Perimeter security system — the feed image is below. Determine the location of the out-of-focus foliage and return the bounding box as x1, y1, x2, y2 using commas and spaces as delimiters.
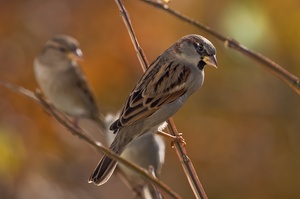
0, 0, 299, 198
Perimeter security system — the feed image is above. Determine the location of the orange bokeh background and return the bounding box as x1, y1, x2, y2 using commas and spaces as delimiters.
0, 0, 300, 198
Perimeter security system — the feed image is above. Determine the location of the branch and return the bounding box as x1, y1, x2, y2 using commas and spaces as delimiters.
0, 80, 181, 199
141, 0, 300, 95
115, 0, 149, 70
113, 0, 207, 198
167, 119, 207, 199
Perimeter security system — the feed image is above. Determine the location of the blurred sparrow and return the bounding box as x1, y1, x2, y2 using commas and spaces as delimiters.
103, 113, 165, 198
89, 34, 217, 185
34, 35, 104, 128
120, 133, 165, 199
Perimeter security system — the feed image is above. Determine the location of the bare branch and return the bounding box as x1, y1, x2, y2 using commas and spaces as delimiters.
141, 0, 300, 95
0, 80, 39, 102
167, 118, 208, 199
115, 0, 149, 70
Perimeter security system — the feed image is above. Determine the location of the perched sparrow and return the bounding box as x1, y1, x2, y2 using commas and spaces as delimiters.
103, 114, 165, 198
89, 34, 217, 185
34, 35, 104, 128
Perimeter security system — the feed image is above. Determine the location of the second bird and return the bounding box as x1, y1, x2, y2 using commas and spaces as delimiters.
34, 35, 104, 128
89, 34, 218, 185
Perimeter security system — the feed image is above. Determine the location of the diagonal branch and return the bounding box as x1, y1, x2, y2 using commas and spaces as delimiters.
167, 119, 207, 199
0, 80, 181, 199
113, 0, 207, 199
141, 0, 300, 95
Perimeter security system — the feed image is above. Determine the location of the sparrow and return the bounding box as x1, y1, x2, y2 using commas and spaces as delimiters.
89, 34, 217, 185
119, 132, 165, 198
103, 113, 165, 198
34, 35, 104, 128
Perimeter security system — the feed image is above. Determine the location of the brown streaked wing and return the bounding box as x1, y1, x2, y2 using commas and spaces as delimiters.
110, 60, 191, 131
73, 64, 99, 114
109, 88, 156, 131
143, 63, 190, 109
109, 57, 164, 131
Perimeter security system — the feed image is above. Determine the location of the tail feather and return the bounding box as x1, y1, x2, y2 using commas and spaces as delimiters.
88, 155, 118, 185
89, 127, 134, 185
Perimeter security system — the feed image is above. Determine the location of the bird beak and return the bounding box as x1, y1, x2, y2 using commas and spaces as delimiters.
68, 48, 83, 61
203, 55, 217, 68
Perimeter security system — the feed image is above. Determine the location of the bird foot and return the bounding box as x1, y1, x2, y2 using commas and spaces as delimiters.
157, 130, 186, 147
170, 133, 186, 148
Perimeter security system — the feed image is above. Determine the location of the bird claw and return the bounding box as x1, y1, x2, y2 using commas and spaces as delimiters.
170, 133, 186, 148
157, 129, 186, 147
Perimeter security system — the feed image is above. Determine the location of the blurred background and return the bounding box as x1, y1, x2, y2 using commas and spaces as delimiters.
0, 0, 299, 198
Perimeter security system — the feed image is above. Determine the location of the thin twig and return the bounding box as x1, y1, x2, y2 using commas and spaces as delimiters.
0, 80, 39, 102
113, 0, 207, 198
167, 119, 207, 199
141, 0, 300, 95
0, 80, 181, 199
115, 0, 149, 69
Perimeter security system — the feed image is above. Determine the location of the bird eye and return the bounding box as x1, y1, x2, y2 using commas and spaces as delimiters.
59, 47, 67, 52
197, 44, 204, 53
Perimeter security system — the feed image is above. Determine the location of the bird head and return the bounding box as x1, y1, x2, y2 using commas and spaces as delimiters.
176, 34, 217, 70
42, 35, 83, 63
